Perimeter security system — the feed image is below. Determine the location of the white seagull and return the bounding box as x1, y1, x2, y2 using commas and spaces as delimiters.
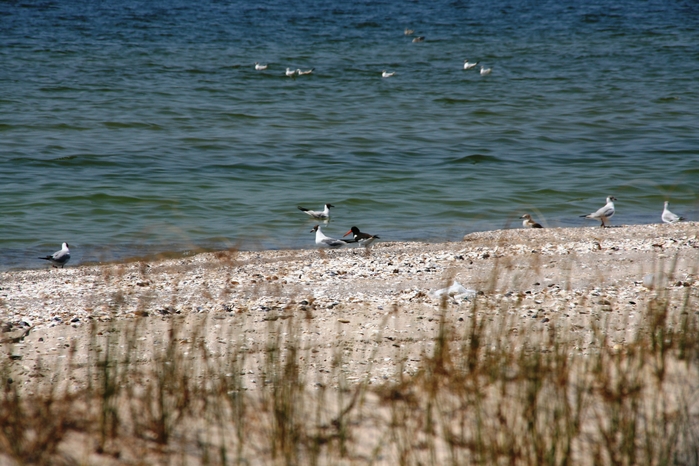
480, 66, 492, 76
296, 68, 315, 75
254, 62, 268, 70
311, 225, 350, 249
662, 201, 684, 224
343, 226, 381, 248
285, 68, 297, 77
381, 70, 395, 78
412, 36, 425, 43
463, 60, 479, 70
38, 242, 71, 268
520, 214, 543, 229
298, 203, 334, 219
581, 196, 617, 227
404, 28, 414, 35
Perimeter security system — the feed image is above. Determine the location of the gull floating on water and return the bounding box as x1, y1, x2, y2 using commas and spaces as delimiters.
285, 68, 297, 77
311, 225, 350, 249
463, 60, 479, 70
298, 203, 334, 219
296, 68, 315, 75
404, 28, 414, 35
38, 242, 70, 268
343, 226, 381, 248
381, 70, 395, 78
520, 214, 543, 229
412, 36, 425, 43
581, 196, 616, 228
480, 66, 492, 76
662, 201, 684, 224
254, 62, 268, 70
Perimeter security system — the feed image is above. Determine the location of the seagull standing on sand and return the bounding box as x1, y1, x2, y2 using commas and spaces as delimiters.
298, 204, 334, 219
662, 201, 684, 224
285, 68, 297, 77
38, 242, 70, 268
382, 70, 395, 78
581, 196, 617, 227
343, 226, 380, 248
480, 66, 492, 76
311, 225, 350, 249
254, 62, 268, 70
520, 214, 543, 229
463, 60, 479, 70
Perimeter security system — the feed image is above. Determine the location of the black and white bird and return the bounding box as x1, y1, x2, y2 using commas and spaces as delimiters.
254, 62, 268, 70
480, 65, 492, 76
662, 201, 684, 224
343, 226, 380, 247
412, 36, 425, 43
381, 70, 395, 78
311, 225, 350, 249
463, 60, 479, 70
581, 196, 617, 227
38, 242, 71, 268
285, 68, 297, 77
298, 203, 334, 219
520, 214, 543, 229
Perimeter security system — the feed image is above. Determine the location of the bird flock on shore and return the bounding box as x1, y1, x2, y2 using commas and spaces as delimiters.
38, 197, 688, 268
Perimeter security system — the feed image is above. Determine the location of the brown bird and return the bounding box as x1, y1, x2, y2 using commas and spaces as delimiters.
520, 214, 543, 229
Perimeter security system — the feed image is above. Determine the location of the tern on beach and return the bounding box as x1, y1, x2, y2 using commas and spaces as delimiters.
463, 60, 479, 70
581, 196, 617, 227
296, 68, 315, 75
480, 66, 492, 76
285, 68, 297, 77
38, 242, 70, 268
520, 214, 543, 229
311, 225, 350, 249
662, 201, 684, 224
298, 204, 334, 219
381, 70, 395, 78
343, 226, 380, 248
254, 62, 268, 70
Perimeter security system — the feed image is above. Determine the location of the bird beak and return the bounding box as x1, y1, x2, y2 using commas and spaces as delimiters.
343, 230, 352, 237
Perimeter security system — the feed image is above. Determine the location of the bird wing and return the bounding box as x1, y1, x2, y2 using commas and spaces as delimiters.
596, 206, 614, 218
322, 238, 346, 248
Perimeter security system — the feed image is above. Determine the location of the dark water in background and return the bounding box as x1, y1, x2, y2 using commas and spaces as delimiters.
1, 0, 698, 270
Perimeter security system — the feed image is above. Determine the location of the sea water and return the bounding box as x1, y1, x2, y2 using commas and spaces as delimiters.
1, 0, 698, 269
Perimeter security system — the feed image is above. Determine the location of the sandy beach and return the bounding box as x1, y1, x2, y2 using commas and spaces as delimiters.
1, 222, 698, 465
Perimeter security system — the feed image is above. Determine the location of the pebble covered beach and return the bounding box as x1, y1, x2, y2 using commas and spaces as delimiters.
2, 222, 698, 387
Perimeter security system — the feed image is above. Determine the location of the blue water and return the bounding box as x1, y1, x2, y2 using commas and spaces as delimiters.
1, 0, 698, 270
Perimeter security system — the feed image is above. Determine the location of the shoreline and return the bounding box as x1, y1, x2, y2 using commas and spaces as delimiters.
2, 222, 698, 333
3, 216, 693, 273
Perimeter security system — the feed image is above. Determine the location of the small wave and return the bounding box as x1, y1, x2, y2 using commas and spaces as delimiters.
433, 97, 473, 105
449, 154, 500, 165
102, 121, 163, 130
355, 21, 382, 28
